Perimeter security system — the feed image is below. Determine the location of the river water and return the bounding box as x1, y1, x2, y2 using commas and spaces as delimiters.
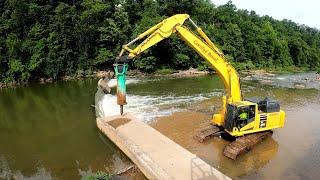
1, 74, 320, 179
0, 80, 133, 179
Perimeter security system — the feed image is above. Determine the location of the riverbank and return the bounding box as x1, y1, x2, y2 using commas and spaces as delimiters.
0, 68, 209, 89
1, 68, 319, 89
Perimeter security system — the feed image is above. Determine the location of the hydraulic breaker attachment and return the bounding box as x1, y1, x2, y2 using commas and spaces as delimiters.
114, 59, 129, 115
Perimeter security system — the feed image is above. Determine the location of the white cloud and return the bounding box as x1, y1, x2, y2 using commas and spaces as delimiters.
211, 0, 320, 29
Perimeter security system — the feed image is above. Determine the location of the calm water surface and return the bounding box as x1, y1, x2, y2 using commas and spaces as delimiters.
1, 75, 320, 179
0, 80, 131, 179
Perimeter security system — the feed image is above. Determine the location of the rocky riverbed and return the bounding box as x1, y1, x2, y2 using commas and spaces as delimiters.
242, 70, 320, 89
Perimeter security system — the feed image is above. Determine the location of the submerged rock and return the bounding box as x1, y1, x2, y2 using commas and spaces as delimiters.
294, 83, 306, 89
172, 68, 209, 76
242, 75, 253, 81
242, 70, 276, 77
260, 79, 273, 84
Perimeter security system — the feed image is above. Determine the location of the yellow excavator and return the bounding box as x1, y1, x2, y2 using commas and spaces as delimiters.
113, 14, 286, 159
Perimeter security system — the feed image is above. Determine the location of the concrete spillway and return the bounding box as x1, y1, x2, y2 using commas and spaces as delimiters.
96, 113, 231, 180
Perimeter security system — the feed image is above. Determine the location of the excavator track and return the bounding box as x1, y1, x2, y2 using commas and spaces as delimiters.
223, 131, 272, 160
194, 125, 222, 142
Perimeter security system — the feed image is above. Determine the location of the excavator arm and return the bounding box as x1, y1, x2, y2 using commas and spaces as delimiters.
117, 14, 242, 104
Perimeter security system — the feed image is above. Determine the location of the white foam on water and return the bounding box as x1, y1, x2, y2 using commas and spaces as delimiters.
95, 89, 222, 123
95, 77, 225, 122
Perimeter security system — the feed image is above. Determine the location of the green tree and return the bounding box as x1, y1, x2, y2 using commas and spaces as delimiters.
0, 0, 320, 84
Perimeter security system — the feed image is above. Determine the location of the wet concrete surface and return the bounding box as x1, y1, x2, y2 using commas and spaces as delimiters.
98, 114, 231, 180
108, 118, 131, 129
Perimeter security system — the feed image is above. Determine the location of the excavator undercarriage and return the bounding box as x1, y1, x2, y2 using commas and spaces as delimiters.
194, 126, 272, 159
194, 124, 222, 143
223, 131, 272, 160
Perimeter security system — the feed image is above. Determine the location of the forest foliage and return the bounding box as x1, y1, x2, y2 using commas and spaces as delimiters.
1, 0, 320, 83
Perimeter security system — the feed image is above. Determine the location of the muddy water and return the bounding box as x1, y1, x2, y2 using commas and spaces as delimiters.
152, 80, 320, 179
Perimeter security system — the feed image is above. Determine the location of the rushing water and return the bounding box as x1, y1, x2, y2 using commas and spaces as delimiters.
1, 74, 320, 179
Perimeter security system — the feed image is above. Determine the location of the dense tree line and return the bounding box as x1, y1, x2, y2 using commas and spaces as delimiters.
1, 0, 320, 84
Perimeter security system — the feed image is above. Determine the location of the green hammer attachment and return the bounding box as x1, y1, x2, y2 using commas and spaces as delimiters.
114, 56, 129, 115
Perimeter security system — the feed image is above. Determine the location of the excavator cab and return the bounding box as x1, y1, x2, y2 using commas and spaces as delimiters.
223, 98, 285, 137
224, 101, 256, 133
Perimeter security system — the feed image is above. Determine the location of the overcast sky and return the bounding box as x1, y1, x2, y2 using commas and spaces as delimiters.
211, 0, 320, 29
